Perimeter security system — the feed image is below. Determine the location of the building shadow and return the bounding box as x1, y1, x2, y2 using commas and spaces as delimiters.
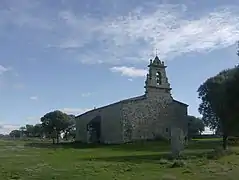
24, 139, 220, 151
87, 115, 101, 143
81, 151, 209, 164
85, 153, 170, 164
24, 140, 171, 152
24, 141, 106, 149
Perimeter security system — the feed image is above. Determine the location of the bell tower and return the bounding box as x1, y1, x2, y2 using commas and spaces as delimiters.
144, 55, 172, 98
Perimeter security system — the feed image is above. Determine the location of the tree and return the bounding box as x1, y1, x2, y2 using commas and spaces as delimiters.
9, 130, 21, 138
224, 66, 239, 131
19, 126, 26, 137
25, 124, 34, 137
188, 115, 205, 138
33, 124, 44, 138
40, 110, 72, 144
198, 67, 239, 149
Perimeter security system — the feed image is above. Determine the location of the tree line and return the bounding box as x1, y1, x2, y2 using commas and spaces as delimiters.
9, 110, 76, 144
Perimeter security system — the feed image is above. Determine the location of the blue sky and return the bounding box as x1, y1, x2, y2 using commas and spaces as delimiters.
0, 0, 239, 134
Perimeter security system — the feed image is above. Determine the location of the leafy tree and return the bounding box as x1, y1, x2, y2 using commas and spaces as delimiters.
25, 124, 34, 137
187, 115, 205, 138
40, 110, 72, 144
9, 130, 21, 138
19, 126, 26, 137
198, 67, 239, 149
33, 124, 44, 138
224, 66, 239, 130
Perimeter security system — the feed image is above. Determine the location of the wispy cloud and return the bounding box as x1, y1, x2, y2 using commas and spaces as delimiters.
1, 2, 239, 65
110, 66, 147, 77
100, 6, 239, 62
30, 96, 38, 101
56, 5, 239, 64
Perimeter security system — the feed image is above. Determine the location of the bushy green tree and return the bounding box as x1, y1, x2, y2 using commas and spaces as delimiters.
33, 124, 44, 138
9, 130, 21, 138
198, 66, 239, 149
25, 124, 34, 137
40, 110, 72, 144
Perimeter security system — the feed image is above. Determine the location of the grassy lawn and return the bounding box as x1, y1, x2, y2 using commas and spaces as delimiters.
0, 139, 239, 180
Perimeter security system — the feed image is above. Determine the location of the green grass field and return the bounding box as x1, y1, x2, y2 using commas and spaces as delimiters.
0, 139, 239, 180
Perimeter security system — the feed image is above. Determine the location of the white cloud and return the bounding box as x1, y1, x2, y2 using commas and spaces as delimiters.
99, 6, 239, 62
1, 3, 239, 65
0, 65, 9, 75
110, 66, 147, 77
61, 108, 91, 115
52, 10, 102, 50
68, 5, 239, 64
30, 96, 38, 101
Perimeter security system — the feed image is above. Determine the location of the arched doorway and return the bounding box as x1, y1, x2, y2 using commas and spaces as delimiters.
87, 115, 101, 143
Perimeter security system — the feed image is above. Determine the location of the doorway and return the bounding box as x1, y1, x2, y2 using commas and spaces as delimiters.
87, 115, 101, 143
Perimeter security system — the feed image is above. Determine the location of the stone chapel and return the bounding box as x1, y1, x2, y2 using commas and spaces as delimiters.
75, 55, 188, 144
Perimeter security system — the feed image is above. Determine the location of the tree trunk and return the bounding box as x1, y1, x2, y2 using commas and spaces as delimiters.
56, 132, 59, 144
223, 134, 228, 150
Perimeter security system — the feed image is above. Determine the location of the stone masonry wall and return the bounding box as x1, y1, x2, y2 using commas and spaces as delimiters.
121, 94, 176, 142
171, 101, 188, 136
76, 94, 188, 144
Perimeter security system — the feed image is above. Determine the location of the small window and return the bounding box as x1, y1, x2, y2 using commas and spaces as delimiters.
165, 128, 169, 132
